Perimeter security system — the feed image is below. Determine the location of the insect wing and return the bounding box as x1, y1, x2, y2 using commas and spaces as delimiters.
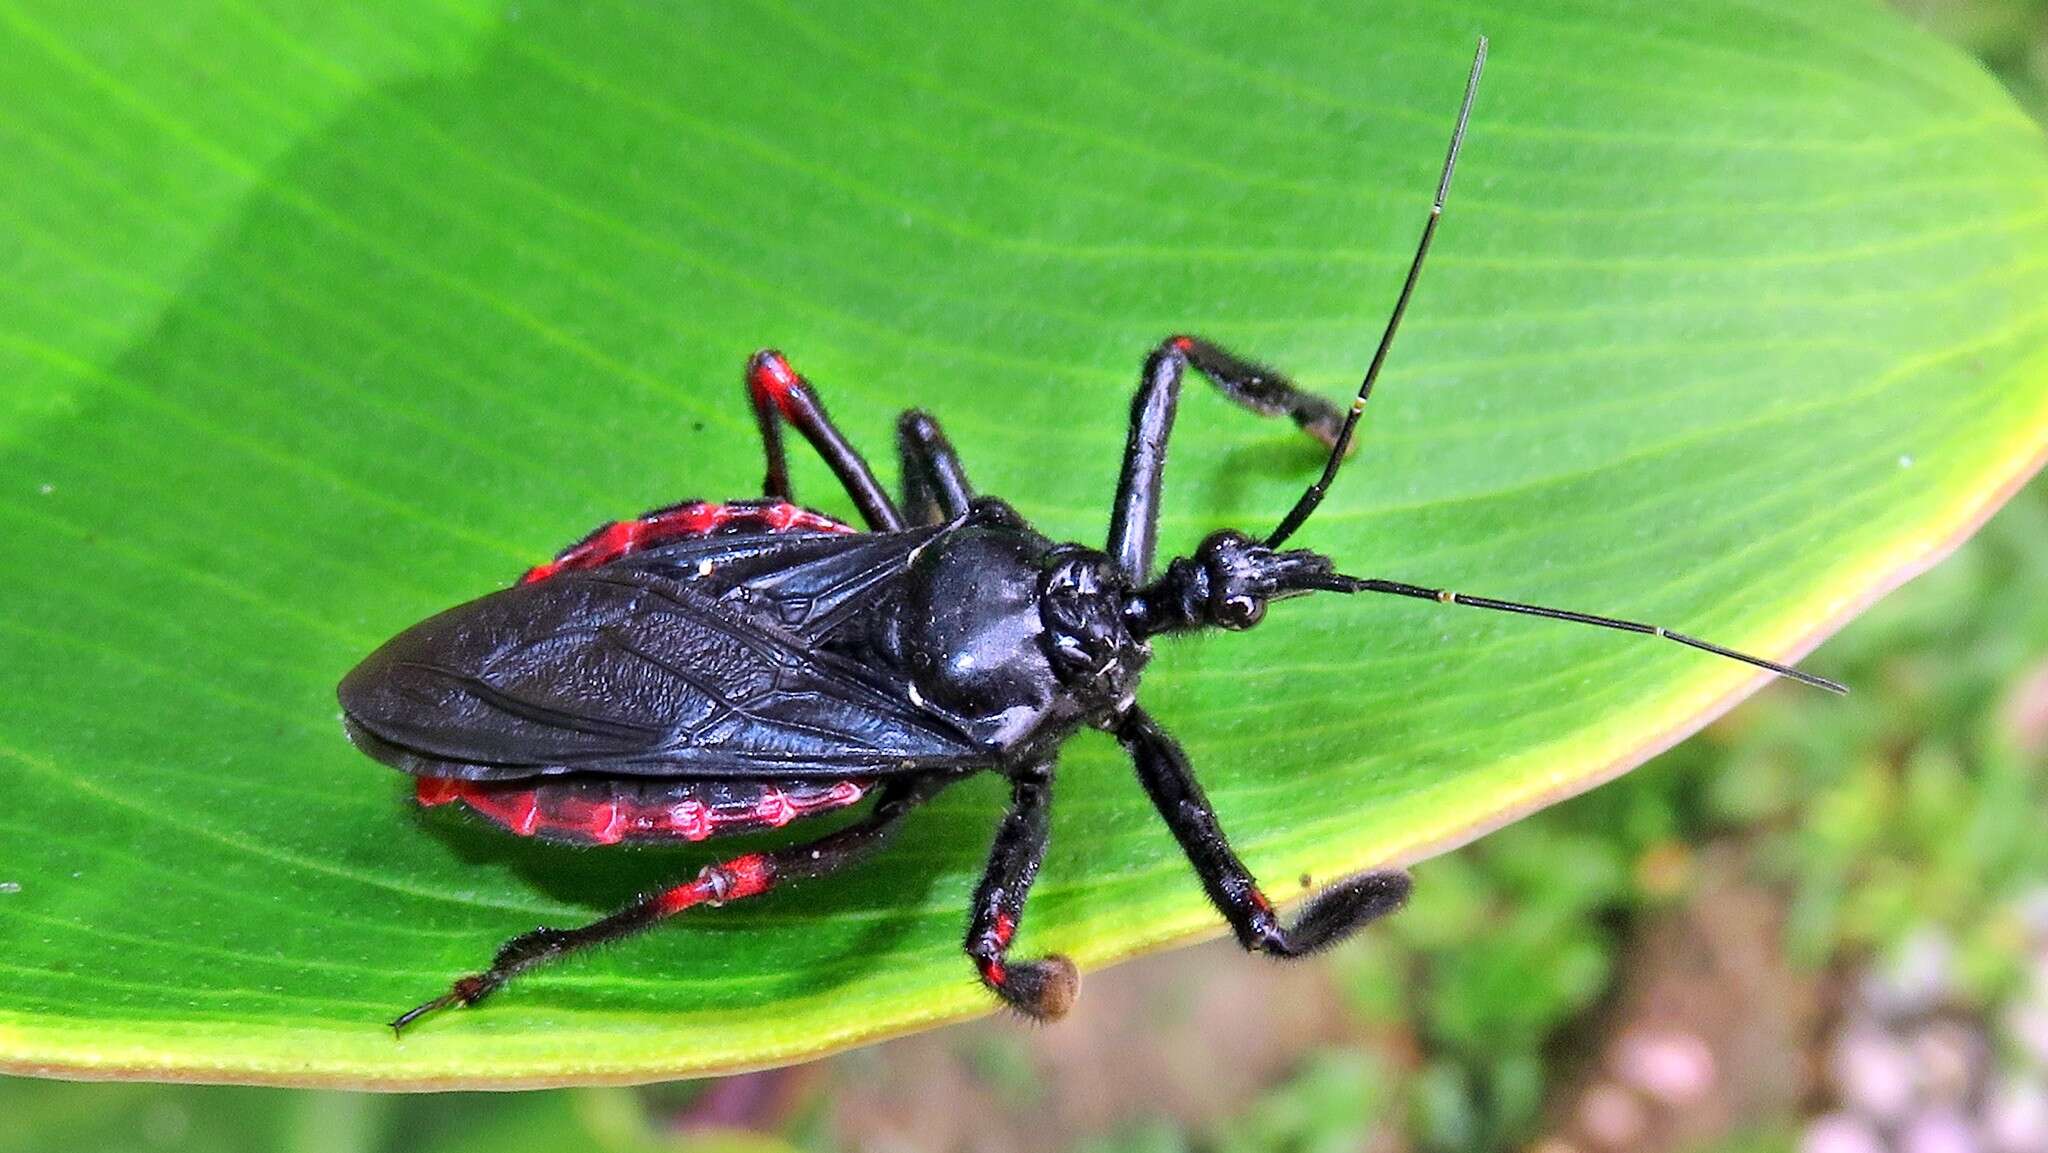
622, 523, 936, 647
339, 526, 981, 778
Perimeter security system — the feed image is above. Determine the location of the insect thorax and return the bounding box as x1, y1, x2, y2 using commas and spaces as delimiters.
890, 520, 1142, 748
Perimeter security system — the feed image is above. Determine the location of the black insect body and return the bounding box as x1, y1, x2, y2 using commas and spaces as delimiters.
338, 40, 1843, 1032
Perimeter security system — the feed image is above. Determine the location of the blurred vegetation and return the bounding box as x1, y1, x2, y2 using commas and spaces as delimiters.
0, 1079, 793, 1153
4, 2, 2045, 1151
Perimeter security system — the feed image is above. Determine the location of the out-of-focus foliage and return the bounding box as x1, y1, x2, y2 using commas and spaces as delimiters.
0, 1077, 798, 1153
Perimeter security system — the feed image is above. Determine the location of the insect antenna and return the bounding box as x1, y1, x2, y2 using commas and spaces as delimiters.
1266, 36, 1486, 549
1300, 572, 1848, 693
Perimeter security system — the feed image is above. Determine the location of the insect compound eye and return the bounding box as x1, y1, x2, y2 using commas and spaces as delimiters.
1216, 595, 1266, 631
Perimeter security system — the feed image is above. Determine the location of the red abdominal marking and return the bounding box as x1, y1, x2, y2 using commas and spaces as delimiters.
519, 498, 854, 584
755, 789, 797, 827
992, 912, 1016, 949
503, 792, 541, 837
669, 800, 711, 841
413, 776, 870, 845
414, 777, 462, 806
747, 350, 805, 417
1169, 335, 1194, 352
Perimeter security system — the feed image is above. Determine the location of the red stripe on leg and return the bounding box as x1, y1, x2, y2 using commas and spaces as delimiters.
722, 853, 775, 900
656, 879, 710, 916
656, 853, 777, 915
975, 913, 1018, 989
748, 350, 804, 417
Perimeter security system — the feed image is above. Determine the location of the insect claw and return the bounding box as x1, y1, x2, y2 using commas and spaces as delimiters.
389, 973, 495, 1036
389, 991, 461, 1036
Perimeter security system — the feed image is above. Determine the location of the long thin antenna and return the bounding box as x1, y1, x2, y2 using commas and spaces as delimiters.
1309, 574, 1848, 694
1266, 36, 1486, 548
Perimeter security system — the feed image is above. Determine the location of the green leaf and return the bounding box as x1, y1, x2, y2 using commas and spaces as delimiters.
2, 0, 2045, 1087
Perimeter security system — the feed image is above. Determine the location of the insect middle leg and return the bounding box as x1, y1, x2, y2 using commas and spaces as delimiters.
1114, 706, 1410, 957
390, 775, 950, 1033
1107, 335, 1349, 581
746, 349, 904, 530
896, 409, 975, 526
965, 763, 1078, 1020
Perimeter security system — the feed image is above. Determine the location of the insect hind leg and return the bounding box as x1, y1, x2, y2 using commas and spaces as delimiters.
965, 765, 1079, 1021
389, 775, 950, 1034
746, 350, 904, 530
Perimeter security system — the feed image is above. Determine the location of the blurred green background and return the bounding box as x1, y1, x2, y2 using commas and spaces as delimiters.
5, 1, 2047, 1151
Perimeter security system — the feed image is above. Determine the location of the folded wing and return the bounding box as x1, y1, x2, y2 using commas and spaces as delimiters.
338, 526, 982, 779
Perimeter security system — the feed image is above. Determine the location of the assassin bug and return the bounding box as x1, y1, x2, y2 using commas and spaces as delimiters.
339, 38, 1843, 1032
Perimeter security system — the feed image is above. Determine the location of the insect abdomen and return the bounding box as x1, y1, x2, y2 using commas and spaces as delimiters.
520, 498, 854, 584
414, 774, 871, 845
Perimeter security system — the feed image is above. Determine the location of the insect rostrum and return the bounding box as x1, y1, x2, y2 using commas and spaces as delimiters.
336, 39, 1841, 1033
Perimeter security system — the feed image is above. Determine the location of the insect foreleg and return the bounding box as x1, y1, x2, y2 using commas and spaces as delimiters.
1106, 335, 1348, 583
